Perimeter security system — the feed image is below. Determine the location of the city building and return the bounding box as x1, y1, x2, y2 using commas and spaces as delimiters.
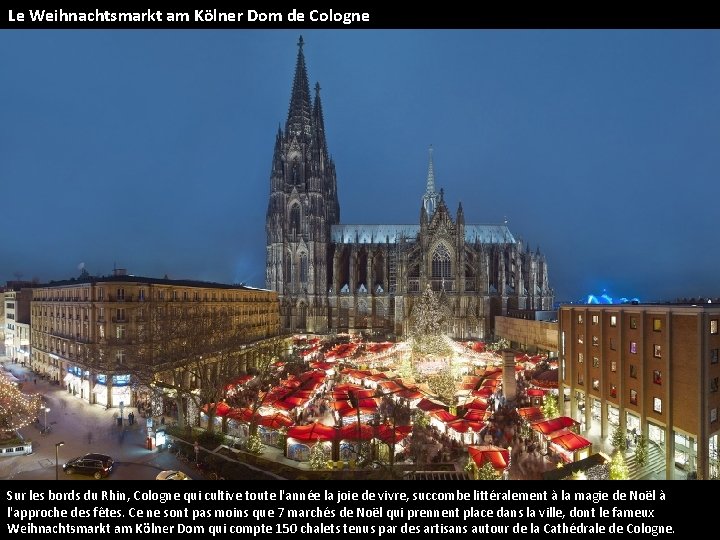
266, 37, 553, 338
558, 303, 720, 479
495, 309, 559, 356
3, 286, 33, 364
30, 270, 280, 409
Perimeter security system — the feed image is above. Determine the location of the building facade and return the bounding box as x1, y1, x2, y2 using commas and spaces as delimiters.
30, 271, 280, 408
559, 304, 720, 479
3, 288, 32, 364
266, 37, 553, 339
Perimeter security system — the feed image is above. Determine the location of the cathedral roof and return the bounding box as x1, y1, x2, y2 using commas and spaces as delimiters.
330, 224, 516, 244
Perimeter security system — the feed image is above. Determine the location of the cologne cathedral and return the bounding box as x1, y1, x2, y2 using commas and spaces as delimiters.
266, 37, 553, 339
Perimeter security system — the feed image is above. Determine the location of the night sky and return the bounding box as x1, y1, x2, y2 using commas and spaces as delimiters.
2, 30, 719, 302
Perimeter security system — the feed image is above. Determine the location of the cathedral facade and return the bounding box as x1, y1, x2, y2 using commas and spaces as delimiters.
266, 38, 553, 339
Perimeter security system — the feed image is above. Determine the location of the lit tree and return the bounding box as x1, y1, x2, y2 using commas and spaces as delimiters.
245, 433, 263, 454
423, 364, 458, 407
634, 433, 648, 468
0, 379, 42, 433
542, 393, 559, 419
609, 450, 629, 480
476, 460, 500, 480
486, 338, 510, 353
410, 285, 451, 356
611, 424, 627, 453
309, 440, 329, 470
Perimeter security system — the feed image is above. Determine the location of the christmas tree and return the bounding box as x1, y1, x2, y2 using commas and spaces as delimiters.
611, 424, 627, 452
410, 285, 451, 356
0, 379, 42, 434
541, 392, 559, 419
609, 450, 629, 480
634, 433, 648, 468
309, 440, 329, 470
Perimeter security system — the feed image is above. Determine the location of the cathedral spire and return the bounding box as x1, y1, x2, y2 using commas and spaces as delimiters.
313, 81, 327, 153
422, 145, 440, 217
286, 35, 312, 138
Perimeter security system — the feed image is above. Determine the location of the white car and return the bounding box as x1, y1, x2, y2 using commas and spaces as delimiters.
155, 470, 191, 480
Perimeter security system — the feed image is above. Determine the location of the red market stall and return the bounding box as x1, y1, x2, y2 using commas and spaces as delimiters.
467, 445, 510, 478
548, 431, 592, 463
286, 422, 338, 462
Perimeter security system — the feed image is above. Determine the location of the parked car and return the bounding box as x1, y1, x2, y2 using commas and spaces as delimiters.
63, 453, 114, 479
156, 470, 191, 480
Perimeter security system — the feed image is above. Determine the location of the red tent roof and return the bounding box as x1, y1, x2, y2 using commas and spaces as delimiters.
527, 388, 545, 397
341, 407, 378, 418
517, 407, 545, 422
472, 387, 494, 397
531, 416, 579, 436
430, 410, 459, 424
447, 419, 485, 433
202, 401, 231, 417
309, 361, 336, 370
462, 409, 487, 422
224, 374, 255, 390
375, 424, 412, 444
378, 380, 403, 394
338, 423, 375, 441
462, 398, 488, 410
357, 398, 380, 409
226, 407, 254, 422
330, 400, 353, 413
257, 412, 294, 430
415, 398, 446, 412
286, 423, 337, 442
468, 445, 509, 470
549, 431, 592, 452
397, 389, 424, 400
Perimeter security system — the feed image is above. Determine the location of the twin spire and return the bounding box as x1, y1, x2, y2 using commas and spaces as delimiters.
422, 145, 440, 217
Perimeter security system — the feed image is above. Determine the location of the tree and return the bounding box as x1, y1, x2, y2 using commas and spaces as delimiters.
0, 379, 42, 433
611, 424, 627, 453
542, 392, 559, 419
423, 363, 458, 407
410, 285, 451, 355
309, 440, 329, 470
609, 450, 629, 480
634, 433, 648, 468
476, 460, 500, 480
91, 300, 284, 433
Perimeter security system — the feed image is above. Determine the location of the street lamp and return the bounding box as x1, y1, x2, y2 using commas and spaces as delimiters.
44, 407, 50, 432
55, 441, 65, 480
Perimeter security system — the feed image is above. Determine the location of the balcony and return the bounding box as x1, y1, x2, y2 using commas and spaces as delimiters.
112, 317, 127, 323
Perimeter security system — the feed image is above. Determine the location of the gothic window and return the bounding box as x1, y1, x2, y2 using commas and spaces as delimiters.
285, 253, 293, 284
300, 253, 308, 284
289, 204, 301, 234
432, 244, 451, 279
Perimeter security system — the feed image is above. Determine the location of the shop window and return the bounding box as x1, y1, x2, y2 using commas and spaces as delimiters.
630, 390, 638, 405
653, 397, 662, 414
609, 384, 617, 398
653, 318, 662, 332
653, 370, 662, 386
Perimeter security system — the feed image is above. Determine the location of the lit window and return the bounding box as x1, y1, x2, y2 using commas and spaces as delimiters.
630, 364, 637, 378
630, 390, 638, 405
610, 315, 617, 327
578, 314, 584, 324
630, 341, 637, 354
712, 320, 719, 334
653, 370, 662, 386
610, 384, 617, 398
578, 353, 584, 363
653, 318, 662, 332
654, 344, 662, 358
592, 336, 599, 347
653, 397, 662, 414
592, 379, 600, 390
592, 356, 600, 368
592, 315, 599, 325
611, 361, 617, 372
578, 335, 584, 344
630, 317, 637, 329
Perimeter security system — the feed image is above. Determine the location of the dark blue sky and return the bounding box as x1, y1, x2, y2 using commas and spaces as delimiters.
2, 30, 719, 302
